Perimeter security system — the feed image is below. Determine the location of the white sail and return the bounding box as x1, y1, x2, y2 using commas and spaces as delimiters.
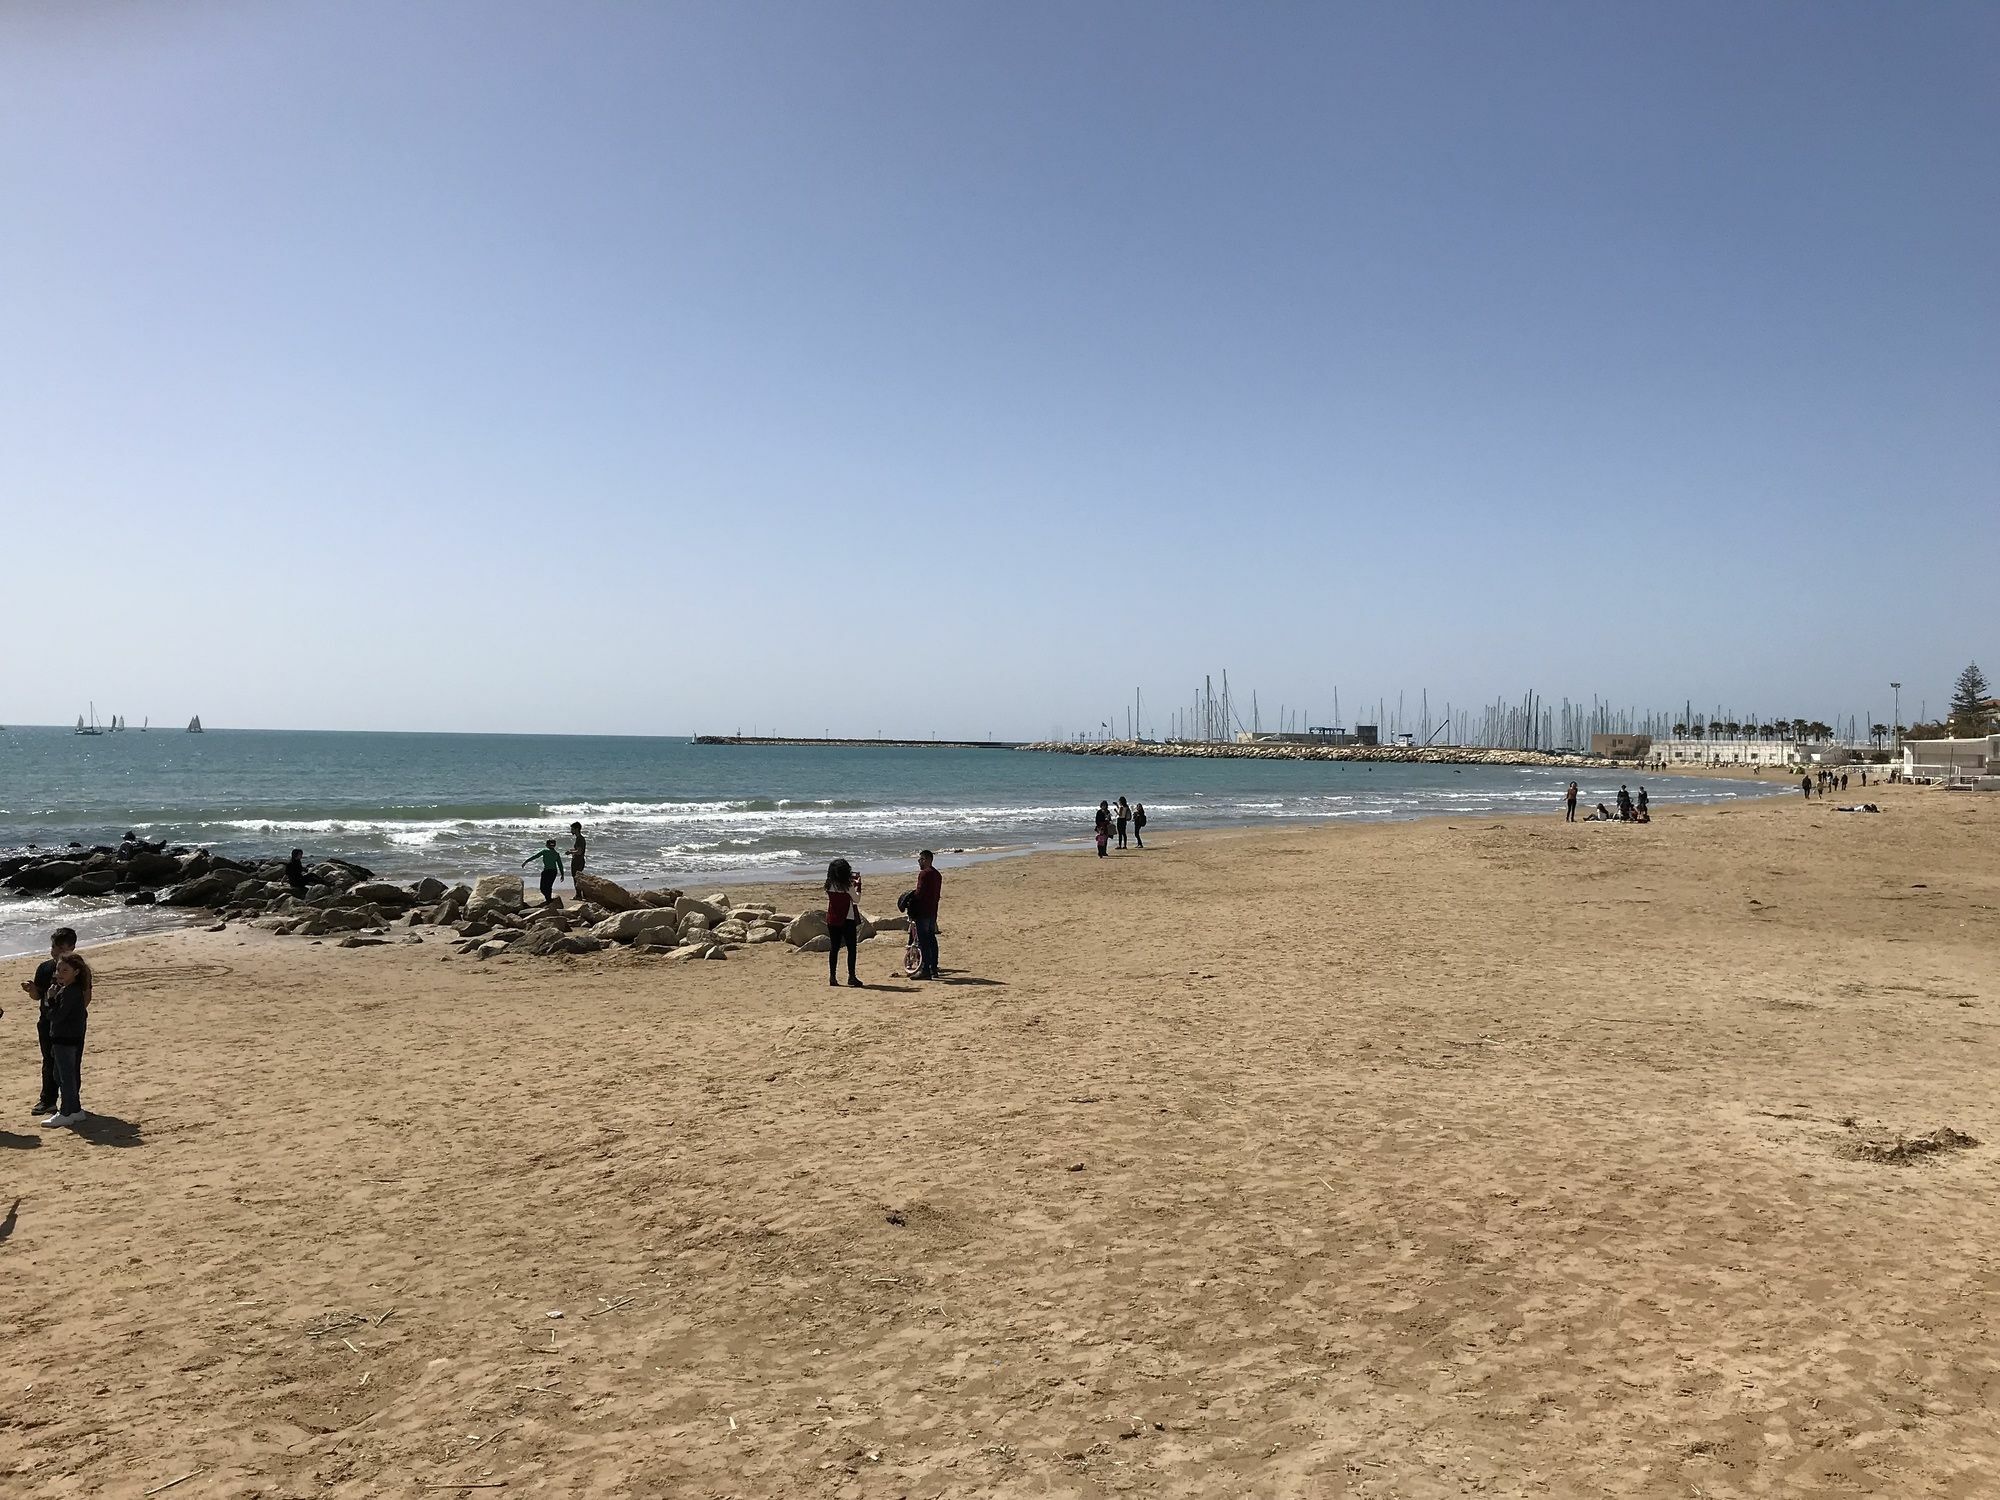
76, 715, 84, 730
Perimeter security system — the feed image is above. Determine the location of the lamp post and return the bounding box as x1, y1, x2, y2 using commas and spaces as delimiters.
1891, 682, 1902, 760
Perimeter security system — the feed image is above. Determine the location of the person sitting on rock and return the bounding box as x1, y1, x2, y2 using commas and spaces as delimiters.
522, 840, 565, 906
285, 848, 309, 896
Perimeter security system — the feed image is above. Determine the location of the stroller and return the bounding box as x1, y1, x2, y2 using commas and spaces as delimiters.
895, 888, 923, 979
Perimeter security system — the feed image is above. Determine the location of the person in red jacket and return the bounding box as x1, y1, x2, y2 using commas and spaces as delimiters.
912, 850, 942, 979
824, 857, 863, 988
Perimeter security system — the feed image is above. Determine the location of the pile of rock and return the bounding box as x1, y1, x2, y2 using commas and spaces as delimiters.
0, 839, 376, 911
2, 842, 910, 966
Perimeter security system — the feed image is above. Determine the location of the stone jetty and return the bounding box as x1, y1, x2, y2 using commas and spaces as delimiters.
1015, 739, 1624, 769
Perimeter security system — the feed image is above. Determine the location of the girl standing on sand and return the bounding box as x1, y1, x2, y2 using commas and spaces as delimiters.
42, 951, 92, 1127
1094, 802, 1111, 857
824, 857, 863, 988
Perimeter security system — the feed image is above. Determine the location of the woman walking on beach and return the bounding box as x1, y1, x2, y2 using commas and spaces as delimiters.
825, 858, 863, 987
42, 950, 92, 1127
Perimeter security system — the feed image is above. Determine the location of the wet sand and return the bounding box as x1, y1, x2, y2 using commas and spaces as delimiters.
4, 783, 1997, 1497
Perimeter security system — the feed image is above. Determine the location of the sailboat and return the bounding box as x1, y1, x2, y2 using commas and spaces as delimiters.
76, 704, 105, 736
187, 715, 204, 734
142, 716, 149, 732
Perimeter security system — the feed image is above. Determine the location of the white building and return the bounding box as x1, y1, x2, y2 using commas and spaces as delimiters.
1649, 738, 1804, 768
1902, 735, 2000, 788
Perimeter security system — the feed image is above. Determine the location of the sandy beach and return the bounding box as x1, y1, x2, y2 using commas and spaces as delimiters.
4, 783, 1997, 1497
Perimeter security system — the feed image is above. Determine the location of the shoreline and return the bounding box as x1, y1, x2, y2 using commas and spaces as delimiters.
0, 771, 1785, 958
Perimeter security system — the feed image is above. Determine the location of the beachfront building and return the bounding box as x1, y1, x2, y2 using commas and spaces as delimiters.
1902, 734, 2000, 788
1649, 737, 1797, 768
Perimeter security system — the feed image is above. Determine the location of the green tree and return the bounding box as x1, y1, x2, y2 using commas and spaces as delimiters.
1870, 722, 1889, 749
1948, 662, 1994, 734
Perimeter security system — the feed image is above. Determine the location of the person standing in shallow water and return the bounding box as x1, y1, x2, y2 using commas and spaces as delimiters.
824, 857, 863, 988
522, 839, 564, 905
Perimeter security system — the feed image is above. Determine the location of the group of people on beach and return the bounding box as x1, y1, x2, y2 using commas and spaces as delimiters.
1801, 768, 1857, 798
7, 925, 92, 1129
1564, 781, 1650, 823
1092, 796, 1146, 856
822, 850, 943, 988
522, 821, 589, 902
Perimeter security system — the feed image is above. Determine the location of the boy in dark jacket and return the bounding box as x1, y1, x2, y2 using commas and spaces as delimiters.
18, 926, 78, 1117
42, 950, 92, 1127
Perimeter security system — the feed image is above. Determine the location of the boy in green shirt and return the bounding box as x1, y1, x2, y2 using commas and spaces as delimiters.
522, 840, 565, 905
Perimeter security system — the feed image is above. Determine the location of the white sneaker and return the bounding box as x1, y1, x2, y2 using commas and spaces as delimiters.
41, 1112, 81, 1128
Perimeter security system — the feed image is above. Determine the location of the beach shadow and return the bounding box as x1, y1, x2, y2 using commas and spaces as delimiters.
0, 1130, 40, 1151
71, 1113, 144, 1148
0, 1198, 16, 1243
939, 976, 1006, 988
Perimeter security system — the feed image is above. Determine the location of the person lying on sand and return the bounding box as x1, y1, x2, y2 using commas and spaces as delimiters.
1584, 803, 1618, 821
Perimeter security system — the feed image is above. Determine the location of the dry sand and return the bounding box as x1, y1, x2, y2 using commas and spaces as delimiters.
4, 785, 1998, 1498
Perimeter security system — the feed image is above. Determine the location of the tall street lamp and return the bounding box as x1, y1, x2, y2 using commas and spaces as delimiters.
1891, 682, 1902, 759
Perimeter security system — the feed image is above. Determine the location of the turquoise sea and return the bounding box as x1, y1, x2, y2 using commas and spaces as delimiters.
0, 726, 1779, 955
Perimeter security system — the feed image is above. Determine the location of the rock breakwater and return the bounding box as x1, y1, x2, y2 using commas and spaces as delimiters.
1015, 740, 1624, 769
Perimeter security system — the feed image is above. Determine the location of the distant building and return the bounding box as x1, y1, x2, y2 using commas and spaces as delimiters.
1903, 734, 2000, 788
1590, 733, 1653, 760
1647, 737, 1865, 769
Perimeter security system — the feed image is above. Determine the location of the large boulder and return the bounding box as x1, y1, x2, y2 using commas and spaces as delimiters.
574, 872, 641, 911
783, 911, 828, 947
674, 895, 729, 926
12, 860, 84, 892
348, 882, 415, 909
592, 907, 684, 944
638, 888, 683, 909
162, 869, 250, 907
471, 875, 524, 911
712, 920, 750, 942
178, 850, 213, 881
413, 876, 448, 903
124, 851, 183, 884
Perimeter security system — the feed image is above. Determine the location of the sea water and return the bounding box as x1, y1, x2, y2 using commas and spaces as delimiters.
0, 726, 1780, 955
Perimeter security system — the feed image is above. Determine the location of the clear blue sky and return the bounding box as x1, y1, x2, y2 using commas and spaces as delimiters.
3, 2, 1993, 737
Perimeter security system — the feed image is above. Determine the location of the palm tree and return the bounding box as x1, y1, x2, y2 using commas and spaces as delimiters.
1721, 720, 1741, 740
1869, 722, 1888, 749
1790, 717, 1810, 742
1672, 722, 1688, 739
1809, 720, 1832, 742
1756, 722, 1775, 740
1689, 723, 1705, 741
